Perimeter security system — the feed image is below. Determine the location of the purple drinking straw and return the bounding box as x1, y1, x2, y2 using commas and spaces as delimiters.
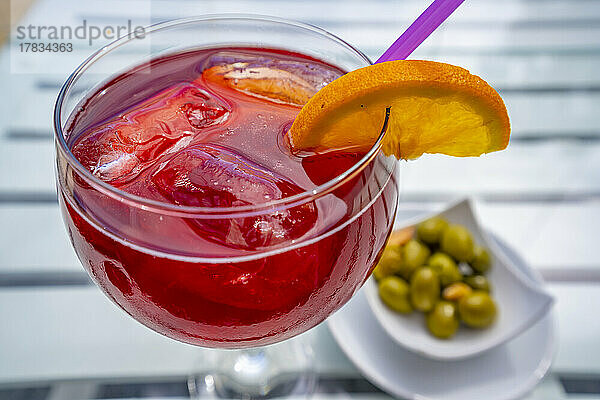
376, 0, 465, 63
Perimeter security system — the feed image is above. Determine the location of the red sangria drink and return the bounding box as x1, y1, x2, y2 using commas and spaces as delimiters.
55, 17, 398, 349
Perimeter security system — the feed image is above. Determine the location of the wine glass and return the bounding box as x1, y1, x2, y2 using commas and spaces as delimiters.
54, 15, 399, 399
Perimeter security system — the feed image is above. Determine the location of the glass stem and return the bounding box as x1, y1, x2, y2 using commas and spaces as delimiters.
189, 337, 316, 399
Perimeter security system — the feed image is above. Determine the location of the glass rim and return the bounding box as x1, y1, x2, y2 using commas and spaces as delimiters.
54, 14, 387, 217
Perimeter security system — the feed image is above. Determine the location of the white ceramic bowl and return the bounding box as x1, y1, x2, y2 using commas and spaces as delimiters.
365, 198, 554, 360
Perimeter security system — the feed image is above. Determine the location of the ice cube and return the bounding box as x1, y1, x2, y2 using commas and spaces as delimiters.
202, 51, 342, 106
71, 82, 231, 185
178, 86, 231, 129
92, 149, 139, 182
151, 144, 317, 249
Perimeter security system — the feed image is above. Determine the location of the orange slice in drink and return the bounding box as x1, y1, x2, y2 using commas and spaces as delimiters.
288, 60, 510, 159
203, 64, 320, 107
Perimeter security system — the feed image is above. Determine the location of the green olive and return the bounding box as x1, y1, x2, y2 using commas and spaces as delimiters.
464, 275, 491, 292
458, 291, 497, 328
399, 240, 430, 279
471, 245, 491, 273
416, 217, 449, 245
427, 301, 459, 339
441, 224, 474, 262
410, 266, 440, 312
378, 276, 412, 313
372, 246, 403, 281
428, 252, 462, 286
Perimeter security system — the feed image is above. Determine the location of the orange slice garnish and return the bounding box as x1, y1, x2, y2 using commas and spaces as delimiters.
288, 60, 510, 159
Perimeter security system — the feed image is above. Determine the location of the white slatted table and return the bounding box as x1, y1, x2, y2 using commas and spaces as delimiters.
1, 0, 599, 399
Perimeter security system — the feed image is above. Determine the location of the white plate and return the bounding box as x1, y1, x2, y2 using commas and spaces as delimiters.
328, 231, 557, 400
364, 198, 554, 360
